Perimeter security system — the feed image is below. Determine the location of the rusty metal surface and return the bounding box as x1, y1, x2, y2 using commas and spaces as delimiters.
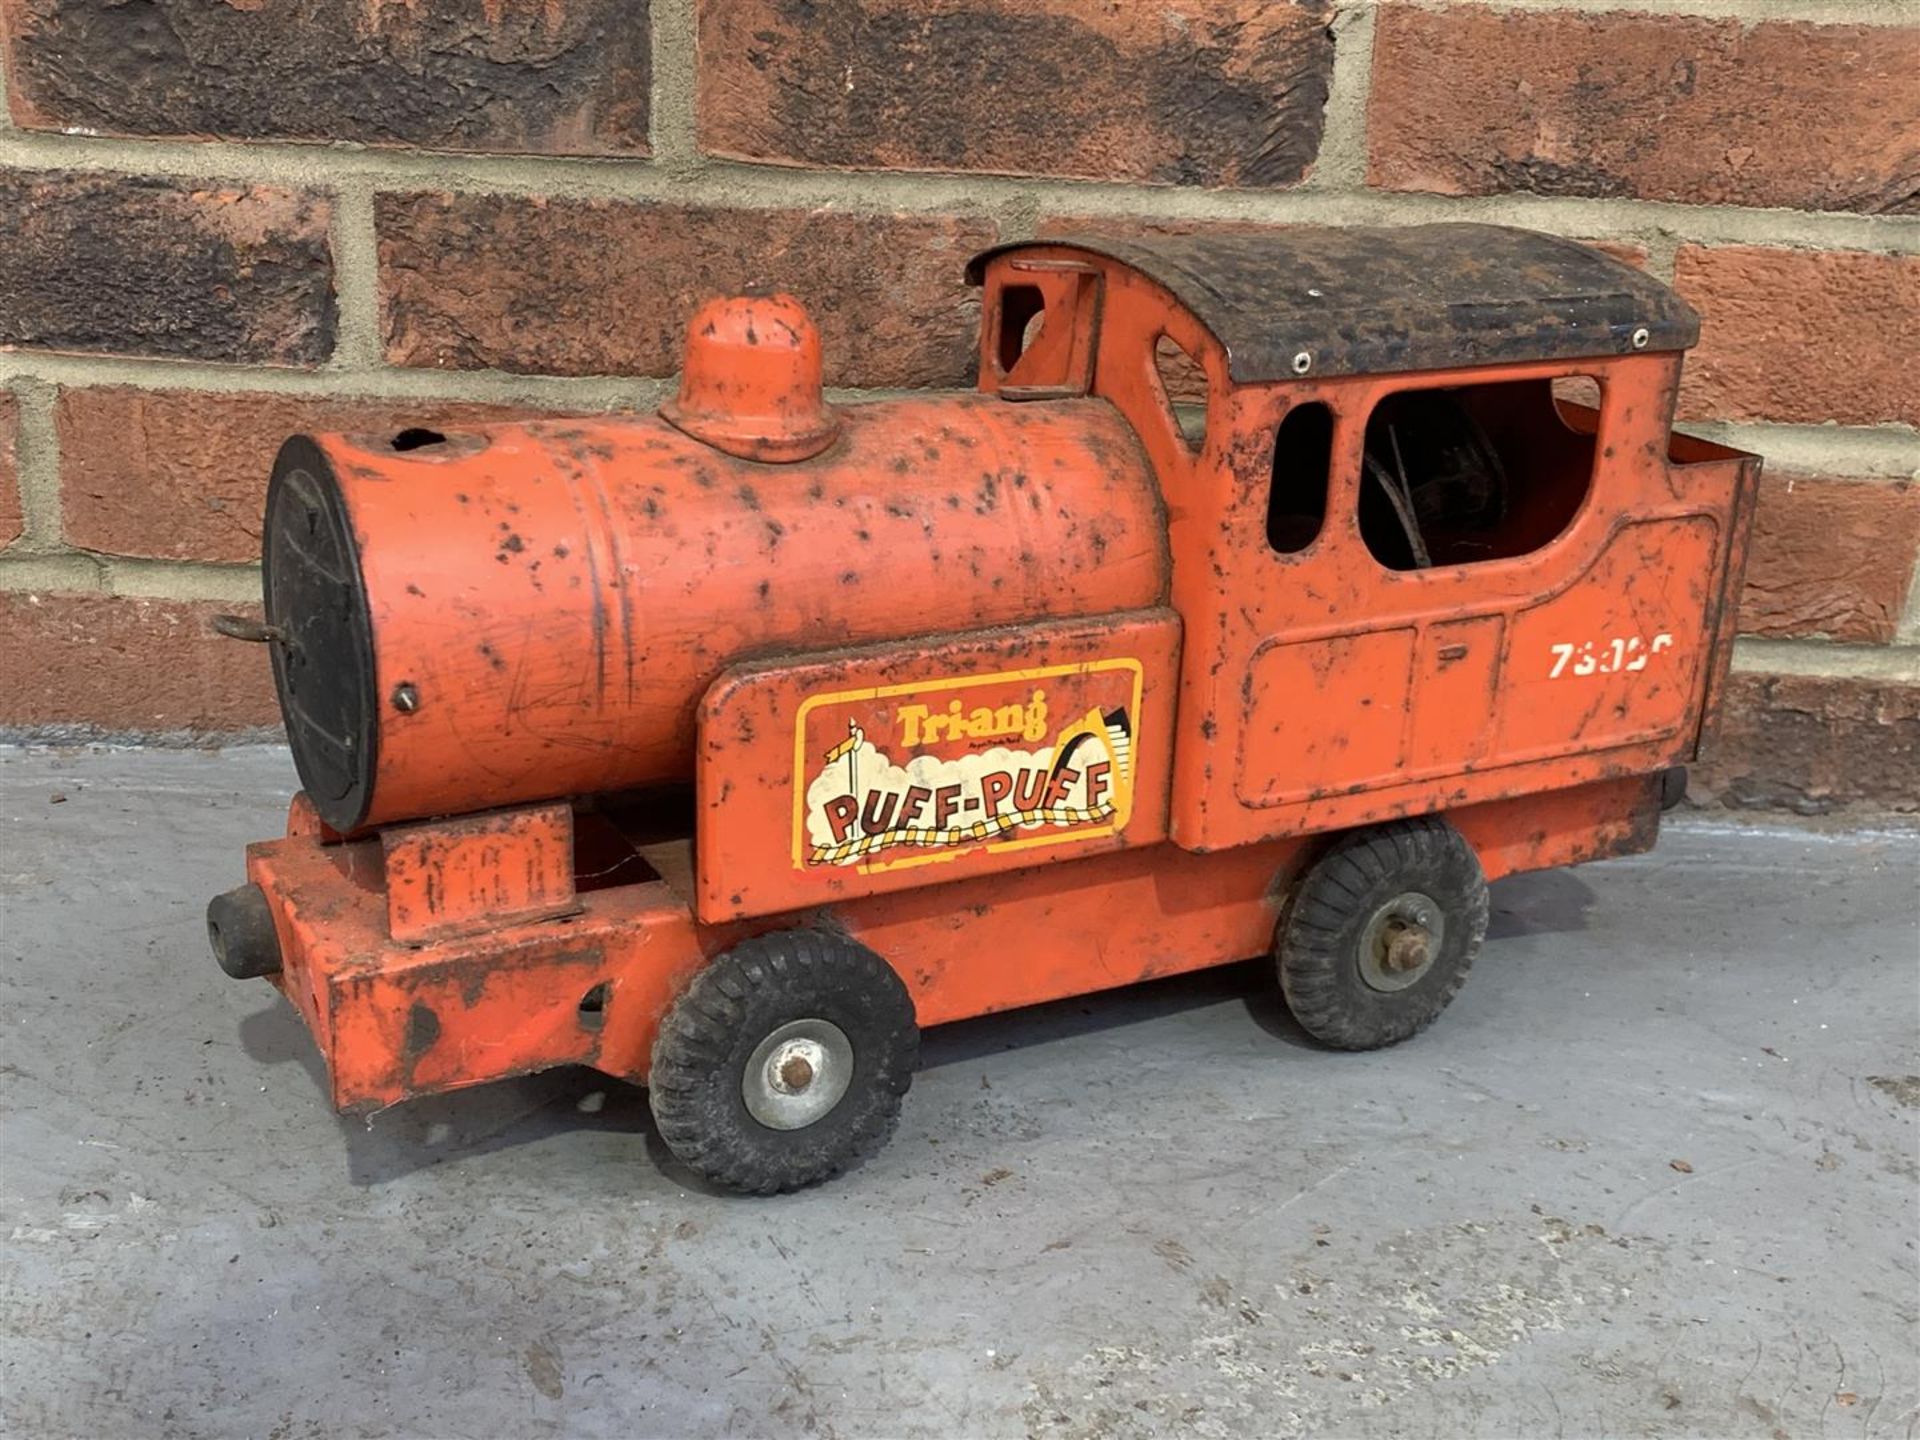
275, 392, 1168, 833
379, 801, 579, 945
660, 292, 842, 462
238, 769, 1661, 1110
968, 226, 1701, 379
975, 240, 1758, 852
216, 265, 1764, 1144
246, 826, 724, 1110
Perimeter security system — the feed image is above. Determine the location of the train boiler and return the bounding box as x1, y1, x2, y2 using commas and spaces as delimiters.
207, 226, 1761, 1192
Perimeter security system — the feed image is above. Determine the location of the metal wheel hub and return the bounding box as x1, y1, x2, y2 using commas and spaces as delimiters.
1358, 891, 1444, 993
742, 1018, 854, 1130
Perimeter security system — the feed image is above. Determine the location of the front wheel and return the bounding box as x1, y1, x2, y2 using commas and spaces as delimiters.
648, 928, 919, 1194
1276, 818, 1489, 1050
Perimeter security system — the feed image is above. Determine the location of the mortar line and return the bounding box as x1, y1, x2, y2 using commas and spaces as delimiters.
648, 0, 700, 175
326, 180, 384, 371
6, 378, 69, 560
0, 553, 105, 592
1670, 422, 1918, 480
2, 129, 1916, 255
0, 354, 671, 408
1376, 0, 1914, 22
1306, 1, 1376, 194
0, 551, 257, 600
1897, 552, 1920, 646
1731, 636, 1920, 682
99, 556, 263, 603
992, 191, 1042, 245
0, 553, 253, 601
1640, 230, 1682, 284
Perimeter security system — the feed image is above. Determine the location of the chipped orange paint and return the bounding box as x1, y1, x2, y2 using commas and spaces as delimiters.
661, 292, 843, 462
974, 247, 1760, 850
250, 773, 1663, 1109
227, 235, 1760, 1114
248, 826, 725, 1110
312, 390, 1167, 831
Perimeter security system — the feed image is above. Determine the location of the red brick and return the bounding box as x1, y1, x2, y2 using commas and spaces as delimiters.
1739, 474, 1919, 644
1674, 247, 1919, 427
0, 393, 20, 550
58, 390, 560, 564
1369, 9, 1919, 214
0, 593, 279, 733
2, 0, 649, 155
698, 0, 1333, 188
379, 194, 997, 389
0, 171, 334, 367
1693, 672, 1920, 815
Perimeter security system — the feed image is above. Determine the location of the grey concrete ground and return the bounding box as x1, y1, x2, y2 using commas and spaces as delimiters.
0, 744, 1915, 1440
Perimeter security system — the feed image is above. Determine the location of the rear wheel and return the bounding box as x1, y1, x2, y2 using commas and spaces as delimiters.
648, 928, 918, 1194
1277, 818, 1489, 1050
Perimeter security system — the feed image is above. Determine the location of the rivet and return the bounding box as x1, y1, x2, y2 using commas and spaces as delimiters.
391, 682, 419, 714
1291, 350, 1313, 375
1630, 327, 1650, 350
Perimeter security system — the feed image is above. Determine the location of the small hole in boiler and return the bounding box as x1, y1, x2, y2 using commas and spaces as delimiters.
578, 982, 611, 1031
390, 428, 447, 452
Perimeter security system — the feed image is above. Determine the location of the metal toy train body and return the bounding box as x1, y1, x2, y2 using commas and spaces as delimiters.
208, 226, 1762, 1192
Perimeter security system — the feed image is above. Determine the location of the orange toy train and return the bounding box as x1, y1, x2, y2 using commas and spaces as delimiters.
208, 226, 1761, 1192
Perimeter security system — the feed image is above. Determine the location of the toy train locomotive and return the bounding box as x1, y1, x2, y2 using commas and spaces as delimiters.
208, 225, 1761, 1192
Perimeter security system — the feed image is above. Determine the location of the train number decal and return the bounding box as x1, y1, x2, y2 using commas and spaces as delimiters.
794, 659, 1143, 873
1548, 633, 1673, 679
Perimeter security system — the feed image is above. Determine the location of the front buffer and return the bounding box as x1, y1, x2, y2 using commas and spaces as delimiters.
211, 796, 719, 1112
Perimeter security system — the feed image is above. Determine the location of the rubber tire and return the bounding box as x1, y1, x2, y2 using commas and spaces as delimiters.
648, 928, 919, 1194
1659, 765, 1688, 812
1277, 818, 1490, 1051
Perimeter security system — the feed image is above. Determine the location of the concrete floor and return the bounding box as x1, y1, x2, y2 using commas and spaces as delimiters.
0, 745, 1915, 1440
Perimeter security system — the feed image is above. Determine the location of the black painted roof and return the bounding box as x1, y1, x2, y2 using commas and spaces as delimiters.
966, 224, 1699, 382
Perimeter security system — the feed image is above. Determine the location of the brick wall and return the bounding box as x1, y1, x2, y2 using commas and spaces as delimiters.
0, 0, 1914, 814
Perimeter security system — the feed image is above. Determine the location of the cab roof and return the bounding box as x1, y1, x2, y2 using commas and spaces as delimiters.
966, 224, 1699, 383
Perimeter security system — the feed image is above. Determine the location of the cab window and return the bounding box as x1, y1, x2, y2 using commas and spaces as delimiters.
1357, 377, 1600, 571
1267, 401, 1334, 555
